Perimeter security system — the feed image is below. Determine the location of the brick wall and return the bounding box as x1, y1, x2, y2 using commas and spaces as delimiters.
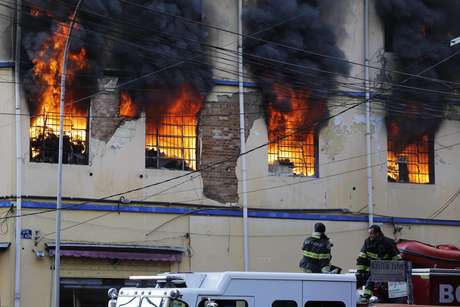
200, 92, 262, 204
90, 77, 123, 142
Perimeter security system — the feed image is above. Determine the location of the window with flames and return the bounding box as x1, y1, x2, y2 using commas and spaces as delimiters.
268, 128, 318, 177
30, 112, 89, 165
145, 115, 198, 171
27, 19, 90, 165
387, 133, 434, 184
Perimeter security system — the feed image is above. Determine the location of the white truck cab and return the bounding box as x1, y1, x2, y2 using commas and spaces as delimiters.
108, 272, 356, 307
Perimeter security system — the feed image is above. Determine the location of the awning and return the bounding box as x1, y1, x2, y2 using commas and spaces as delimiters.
45, 242, 183, 262
0, 242, 10, 251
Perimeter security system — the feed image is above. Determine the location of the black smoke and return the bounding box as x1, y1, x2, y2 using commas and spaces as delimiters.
376, 0, 460, 149
21, 0, 213, 117
243, 0, 349, 128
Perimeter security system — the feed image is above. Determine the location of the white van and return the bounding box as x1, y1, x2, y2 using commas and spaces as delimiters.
108, 272, 356, 307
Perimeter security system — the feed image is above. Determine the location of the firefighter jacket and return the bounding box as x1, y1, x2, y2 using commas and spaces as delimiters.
299, 232, 332, 273
356, 234, 402, 274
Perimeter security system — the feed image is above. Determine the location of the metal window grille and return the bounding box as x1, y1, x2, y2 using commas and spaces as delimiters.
387, 134, 434, 184
268, 128, 318, 177
145, 115, 198, 171
30, 112, 89, 165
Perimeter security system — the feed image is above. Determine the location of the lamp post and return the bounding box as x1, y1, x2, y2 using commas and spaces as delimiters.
54, 1, 82, 306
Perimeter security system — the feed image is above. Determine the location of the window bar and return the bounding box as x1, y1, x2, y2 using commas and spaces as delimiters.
156, 126, 160, 169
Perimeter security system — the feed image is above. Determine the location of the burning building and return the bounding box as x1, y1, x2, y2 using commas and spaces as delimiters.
4, 2, 460, 307
243, 0, 349, 177
376, 0, 460, 184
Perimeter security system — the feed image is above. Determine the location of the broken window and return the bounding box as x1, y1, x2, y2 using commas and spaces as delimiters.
387, 133, 434, 184
145, 114, 198, 171
30, 111, 89, 165
268, 128, 318, 177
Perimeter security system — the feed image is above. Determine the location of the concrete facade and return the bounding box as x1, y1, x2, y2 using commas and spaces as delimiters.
0, 1, 459, 307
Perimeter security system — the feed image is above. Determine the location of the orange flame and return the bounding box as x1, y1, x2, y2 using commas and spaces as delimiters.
29, 20, 89, 161
120, 91, 141, 118
31, 8, 41, 17
267, 84, 325, 176
145, 85, 202, 170
387, 123, 431, 184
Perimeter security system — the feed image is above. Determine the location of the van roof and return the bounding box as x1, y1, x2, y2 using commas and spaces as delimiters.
130, 271, 356, 290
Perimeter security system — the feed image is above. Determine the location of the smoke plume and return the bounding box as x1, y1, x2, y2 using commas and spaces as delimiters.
243, 0, 349, 130
21, 0, 213, 119
376, 0, 460, 149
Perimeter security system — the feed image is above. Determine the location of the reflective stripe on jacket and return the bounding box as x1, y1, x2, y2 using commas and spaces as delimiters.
356, 235, 401, 273
299, 232, 332, 273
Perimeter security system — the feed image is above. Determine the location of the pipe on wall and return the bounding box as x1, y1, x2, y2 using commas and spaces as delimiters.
14, 0, 22, 306
364, 0, 374, 226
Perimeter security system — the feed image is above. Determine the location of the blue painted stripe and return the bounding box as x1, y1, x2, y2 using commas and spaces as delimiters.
2, 200, 460, 227
0, 61, 14, 68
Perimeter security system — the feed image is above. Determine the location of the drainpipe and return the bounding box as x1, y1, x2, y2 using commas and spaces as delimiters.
364, 0, 373, 226
238, 0, 249, 271
55, 1, 82, 306
14, 0, 22, 306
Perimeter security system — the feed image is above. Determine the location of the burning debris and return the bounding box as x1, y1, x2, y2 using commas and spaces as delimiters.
22, 0, 212, 167
243, 0, 349, 176
376, 0, 460, 184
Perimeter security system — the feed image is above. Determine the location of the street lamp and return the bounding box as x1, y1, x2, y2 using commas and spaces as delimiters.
54, 1, 82, 307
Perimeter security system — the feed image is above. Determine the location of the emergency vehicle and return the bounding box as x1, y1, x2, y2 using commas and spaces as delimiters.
107, 272, 356, 307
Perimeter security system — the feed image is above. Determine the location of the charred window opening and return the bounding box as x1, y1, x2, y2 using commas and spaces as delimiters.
30, 112, 89, 165
268, 128, 318, 177
145, 115, 198, 171
387, 133, 434, 184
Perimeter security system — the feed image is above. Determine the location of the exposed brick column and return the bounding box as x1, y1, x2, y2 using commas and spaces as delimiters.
199, 92, 261, 204
90, 77, 123, 142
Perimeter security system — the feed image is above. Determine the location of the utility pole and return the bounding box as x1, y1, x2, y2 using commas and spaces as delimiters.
238, 0, 249, 272
54, 1, 82, 306
14, 0, 22, 306
364, 0, 373, 226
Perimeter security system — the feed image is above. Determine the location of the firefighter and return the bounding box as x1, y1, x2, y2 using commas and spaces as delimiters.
299, 222, 332, 273
356, 225, 402, 302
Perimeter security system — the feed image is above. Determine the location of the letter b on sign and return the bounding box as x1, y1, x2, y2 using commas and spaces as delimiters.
439, 284, 460, 304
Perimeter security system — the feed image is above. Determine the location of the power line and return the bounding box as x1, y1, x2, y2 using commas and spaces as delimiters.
115, 0, 460, 87
0, 99, 366, 222
5, 0, 460, 98
1, 0, 458, 226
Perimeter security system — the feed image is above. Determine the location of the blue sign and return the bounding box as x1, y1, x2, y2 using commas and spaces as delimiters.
21, 229, 32, 240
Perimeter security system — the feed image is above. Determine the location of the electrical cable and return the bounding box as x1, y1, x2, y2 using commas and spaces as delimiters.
1, 0, 458, 229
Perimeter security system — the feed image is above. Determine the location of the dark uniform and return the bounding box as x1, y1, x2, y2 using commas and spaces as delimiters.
299, 232, 332, 273
356, 234, 402, 298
